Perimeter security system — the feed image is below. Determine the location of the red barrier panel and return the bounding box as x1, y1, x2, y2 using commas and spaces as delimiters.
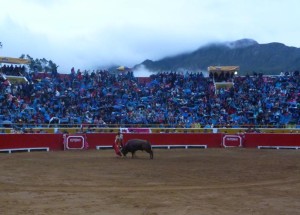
70, 133, 224, 149
243, 133, 300, 148
84, 133, 115, 148
0, 134, 63, 151
0, 133, 223, 151
85, 133, 224, 148
73, 133, 224, 149
1, 133, 299, 152
121, 133, 223, 148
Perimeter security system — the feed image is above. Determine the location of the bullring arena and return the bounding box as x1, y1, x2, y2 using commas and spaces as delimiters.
1, 128, 300, 215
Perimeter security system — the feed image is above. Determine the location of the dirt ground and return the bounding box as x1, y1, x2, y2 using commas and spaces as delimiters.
0, 148, 300, 215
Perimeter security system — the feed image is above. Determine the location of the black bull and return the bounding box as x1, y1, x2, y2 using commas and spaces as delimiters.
121, 139, 154, 159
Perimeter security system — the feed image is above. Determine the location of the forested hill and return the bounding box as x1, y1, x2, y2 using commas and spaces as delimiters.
136, 39, 300, 75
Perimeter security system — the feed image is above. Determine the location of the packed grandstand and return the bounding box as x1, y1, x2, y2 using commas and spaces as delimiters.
0, 63, 300, 133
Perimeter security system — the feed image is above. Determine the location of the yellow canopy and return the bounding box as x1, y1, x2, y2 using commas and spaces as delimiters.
117, 66, 130, 71
117, 66, 125, 71
0, 57, 30, 65
208, 66, 239, 73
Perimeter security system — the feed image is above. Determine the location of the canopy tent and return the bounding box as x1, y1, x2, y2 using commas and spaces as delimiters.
116, 66, 131, 71
208, 66, 238, 95
0, 57, 31, 65
0, 56, 30, 84
208, 66, 239, 74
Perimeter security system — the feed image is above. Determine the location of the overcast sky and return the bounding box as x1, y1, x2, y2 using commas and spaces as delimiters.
1, 0, 300, 73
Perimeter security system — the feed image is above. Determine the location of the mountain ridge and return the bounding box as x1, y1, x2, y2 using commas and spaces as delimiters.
134, 39, 300, 75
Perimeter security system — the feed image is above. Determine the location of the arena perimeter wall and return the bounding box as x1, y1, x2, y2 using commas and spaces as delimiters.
0, 133, 300, 151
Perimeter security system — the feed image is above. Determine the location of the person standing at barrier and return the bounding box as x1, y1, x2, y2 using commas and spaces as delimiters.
113, 131, 123, 157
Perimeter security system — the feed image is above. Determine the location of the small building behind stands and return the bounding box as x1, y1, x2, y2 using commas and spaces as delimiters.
0, 56, 31, 84
208, 66, 239, 93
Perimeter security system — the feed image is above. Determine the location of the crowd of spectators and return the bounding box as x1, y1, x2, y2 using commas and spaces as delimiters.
0, 65, 26, 76
0, 67, 299, 129
209, 71, 235, 82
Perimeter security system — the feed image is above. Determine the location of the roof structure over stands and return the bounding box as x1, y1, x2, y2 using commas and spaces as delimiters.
0, 56, 30, 84
117, 66, 131, 71
0, 57, 30, 65
208, 66, 239, 93
208, 66, 239, 74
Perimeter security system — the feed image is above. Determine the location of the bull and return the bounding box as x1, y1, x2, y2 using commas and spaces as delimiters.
121, 139, 153, 159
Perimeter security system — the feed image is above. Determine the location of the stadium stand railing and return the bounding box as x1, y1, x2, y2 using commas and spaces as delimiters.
1, 123, 300, 134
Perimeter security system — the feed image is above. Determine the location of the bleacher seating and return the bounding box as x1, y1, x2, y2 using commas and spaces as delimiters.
0, 67, 299, 132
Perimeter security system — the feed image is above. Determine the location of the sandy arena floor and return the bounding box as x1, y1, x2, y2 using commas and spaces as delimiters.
0, 148, 300, 215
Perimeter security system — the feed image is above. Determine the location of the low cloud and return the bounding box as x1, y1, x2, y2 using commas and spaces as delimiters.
1, 0, 300, 73
133, 65, 154, 77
